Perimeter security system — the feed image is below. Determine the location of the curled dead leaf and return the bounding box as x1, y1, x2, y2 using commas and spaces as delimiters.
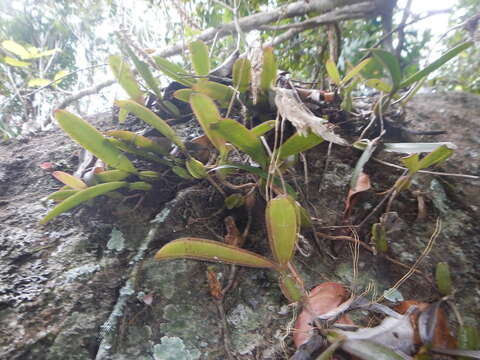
274, 87, 348, 146
345, 172, 371, 215
294, 282, 353, 347
395, 300, 457, 349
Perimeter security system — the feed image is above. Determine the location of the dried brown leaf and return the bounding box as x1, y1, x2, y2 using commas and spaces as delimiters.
274, 88, 348, 146
294, 282, 353, 347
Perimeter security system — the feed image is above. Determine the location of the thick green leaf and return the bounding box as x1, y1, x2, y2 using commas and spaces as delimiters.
341, 58, 372, 86
251, 120, 275, 137
401, 41, 473, 88
138, 171, 161, 181
128, 181, 152, 191
155, 238, 276, 268
27, 78, 51, 87
94, 169, 130, 183
211, 163, 297, 199
365, 78, 392, 93
52, 171, 87, 190
40, 181, 128, 224
341, 340, 406, 360
400, 154, 420, 173
277, 131, 324, 160
115, 100, 185, 150
122, 42, 163, 100
190, 93, 226, 153
2, 40, 30, 59
192, 81, 235, 107
326, 58, 341, 85
186, 157, 208, 179
211, 118, 268, 168
153, 56, 195, 87
172, 166, 193, 179
435, 262, 452, 295
3, 56, 30, 67
279, 272, 304, 302
173, 88, 195, 102
384, 142, 456, 154
54, 110, 138, 174
266, 196, 298, 266
260, 47, 277, 92
233, 58, 251, 93
46, 189, 79, 202
458, 326, 480, 360
370, 49, 402, 90
106, 130, 171, 155
108, 55, 143, 103
418, 144, 455, 169
189, 40, 210, 76
225, 194, 244, 209
371, 223, 387, 253
106, 138, 170, 166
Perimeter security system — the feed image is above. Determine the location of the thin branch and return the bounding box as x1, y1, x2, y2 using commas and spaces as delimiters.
53, 0, 384, 111
373, 157, 480, 180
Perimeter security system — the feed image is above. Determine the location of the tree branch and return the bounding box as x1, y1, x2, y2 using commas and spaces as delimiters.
54, 0, 388, 111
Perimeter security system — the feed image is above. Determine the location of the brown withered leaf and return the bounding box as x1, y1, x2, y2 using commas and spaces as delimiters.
274, 88, 348, 146
395, 300, 457, 349
224, 216, 244, 248
249, 45, 263, 105
206, 268, 223, 300
344, 172, 371, 215
294, 282, 353, 347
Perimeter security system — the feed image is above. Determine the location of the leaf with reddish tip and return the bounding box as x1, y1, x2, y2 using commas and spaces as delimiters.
52, 171, 87, 190
155, 238, 276, 268
266, 196, 298, 266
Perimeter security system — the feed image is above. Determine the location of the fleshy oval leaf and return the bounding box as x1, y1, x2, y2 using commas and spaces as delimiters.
40, 181, 128, 224
54, 110, 138, 174
211, 118, 268, 168
326, 58, 341, 85
108, 55, 143, 103
155, 238, 276, 268
266, 195, 298, 266
106, 130, 171, 155
115, 100, 185, 150
52, 171, 87, 190
190, 93, 226, 153
189, 40, 210, 76
260, 47, 277, 92
277, 131, 324, 160
192, 81, 235, 107
233, 58, 251, 93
